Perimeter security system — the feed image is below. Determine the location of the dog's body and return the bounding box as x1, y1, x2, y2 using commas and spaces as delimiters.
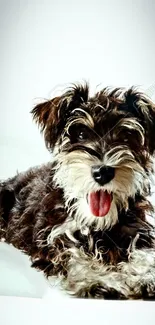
1, 84, 155, 299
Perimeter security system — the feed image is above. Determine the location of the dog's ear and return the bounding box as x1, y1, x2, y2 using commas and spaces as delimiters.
121, 88, 155, 154
31, 84, 89, 149
31, 96, 61, 149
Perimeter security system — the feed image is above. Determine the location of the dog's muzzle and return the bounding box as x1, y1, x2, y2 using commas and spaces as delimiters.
91, 165, 115, 185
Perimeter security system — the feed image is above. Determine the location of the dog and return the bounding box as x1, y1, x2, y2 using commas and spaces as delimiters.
1, 83, 155, 299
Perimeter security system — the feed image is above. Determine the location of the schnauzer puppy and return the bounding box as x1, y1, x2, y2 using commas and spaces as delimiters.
1, 83, 155, 299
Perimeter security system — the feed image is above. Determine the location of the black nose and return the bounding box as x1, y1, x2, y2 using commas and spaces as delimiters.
91, 165, 115, 185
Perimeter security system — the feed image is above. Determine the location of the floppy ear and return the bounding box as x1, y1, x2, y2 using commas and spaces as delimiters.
122, 88, 155, 154
31, 84, 89, 149
31, 96, 62, 149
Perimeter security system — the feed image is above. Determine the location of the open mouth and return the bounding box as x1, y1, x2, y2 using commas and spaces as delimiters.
87, 190, 112, 217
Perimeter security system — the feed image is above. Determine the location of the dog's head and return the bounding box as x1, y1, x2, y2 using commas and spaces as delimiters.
32, 84, 155, 230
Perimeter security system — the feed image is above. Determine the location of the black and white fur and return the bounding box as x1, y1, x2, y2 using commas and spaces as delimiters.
0, 83, 155, 299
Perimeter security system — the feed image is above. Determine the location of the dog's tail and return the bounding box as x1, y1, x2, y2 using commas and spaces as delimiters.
0, 180, 16, 240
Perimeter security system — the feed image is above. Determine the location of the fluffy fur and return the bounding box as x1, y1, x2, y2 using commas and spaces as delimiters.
1, 83, 155, 299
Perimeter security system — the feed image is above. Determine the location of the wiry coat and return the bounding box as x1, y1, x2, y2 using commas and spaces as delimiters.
1, 84, 155, 299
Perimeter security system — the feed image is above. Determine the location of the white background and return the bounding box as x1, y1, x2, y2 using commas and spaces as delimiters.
0, 0, 155, 178
0, 0, 155, 324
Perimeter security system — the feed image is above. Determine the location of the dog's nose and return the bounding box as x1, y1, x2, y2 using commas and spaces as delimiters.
91, 165, 115, 185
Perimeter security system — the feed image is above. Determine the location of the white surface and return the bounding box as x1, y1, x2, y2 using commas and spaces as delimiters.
1, 296, 155, 325
0, 242, 68, 299
0, 0, 155, 324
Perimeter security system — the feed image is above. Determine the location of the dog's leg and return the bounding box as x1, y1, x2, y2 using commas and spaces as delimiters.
62, 247, 155, 299
62, 247, 128, 299
31, 234, 73, 279
119, 248, 155, 300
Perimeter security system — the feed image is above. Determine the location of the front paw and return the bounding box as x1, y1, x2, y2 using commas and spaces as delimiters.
75, 283, 127, 299
90, 284, 127, 299
140, 283, 155, 300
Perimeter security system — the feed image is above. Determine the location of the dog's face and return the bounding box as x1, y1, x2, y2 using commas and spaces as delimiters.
32, 84, 155, 230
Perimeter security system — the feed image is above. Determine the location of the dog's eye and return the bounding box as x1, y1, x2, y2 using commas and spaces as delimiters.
74, 126, 89, 141
68, 124, 90, 143
77, 130, 87, 140
121, 130, 143, 146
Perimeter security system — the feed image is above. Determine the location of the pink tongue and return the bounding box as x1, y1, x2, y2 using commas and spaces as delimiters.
88, 191, 112, 217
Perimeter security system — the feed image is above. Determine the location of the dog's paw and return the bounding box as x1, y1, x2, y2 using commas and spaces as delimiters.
75, 283, 127, 300
140, 282, 155, 300
90, 284, 127, 299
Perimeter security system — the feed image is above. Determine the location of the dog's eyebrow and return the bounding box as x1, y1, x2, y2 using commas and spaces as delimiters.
71, 108, 94, 127
68, 145, 101, 160
71, 108, 88, 115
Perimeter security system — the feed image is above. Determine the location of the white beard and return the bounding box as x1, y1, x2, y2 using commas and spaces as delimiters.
47, 147, 148, 245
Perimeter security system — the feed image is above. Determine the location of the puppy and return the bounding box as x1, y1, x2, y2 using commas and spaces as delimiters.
1, 83, 155, 299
